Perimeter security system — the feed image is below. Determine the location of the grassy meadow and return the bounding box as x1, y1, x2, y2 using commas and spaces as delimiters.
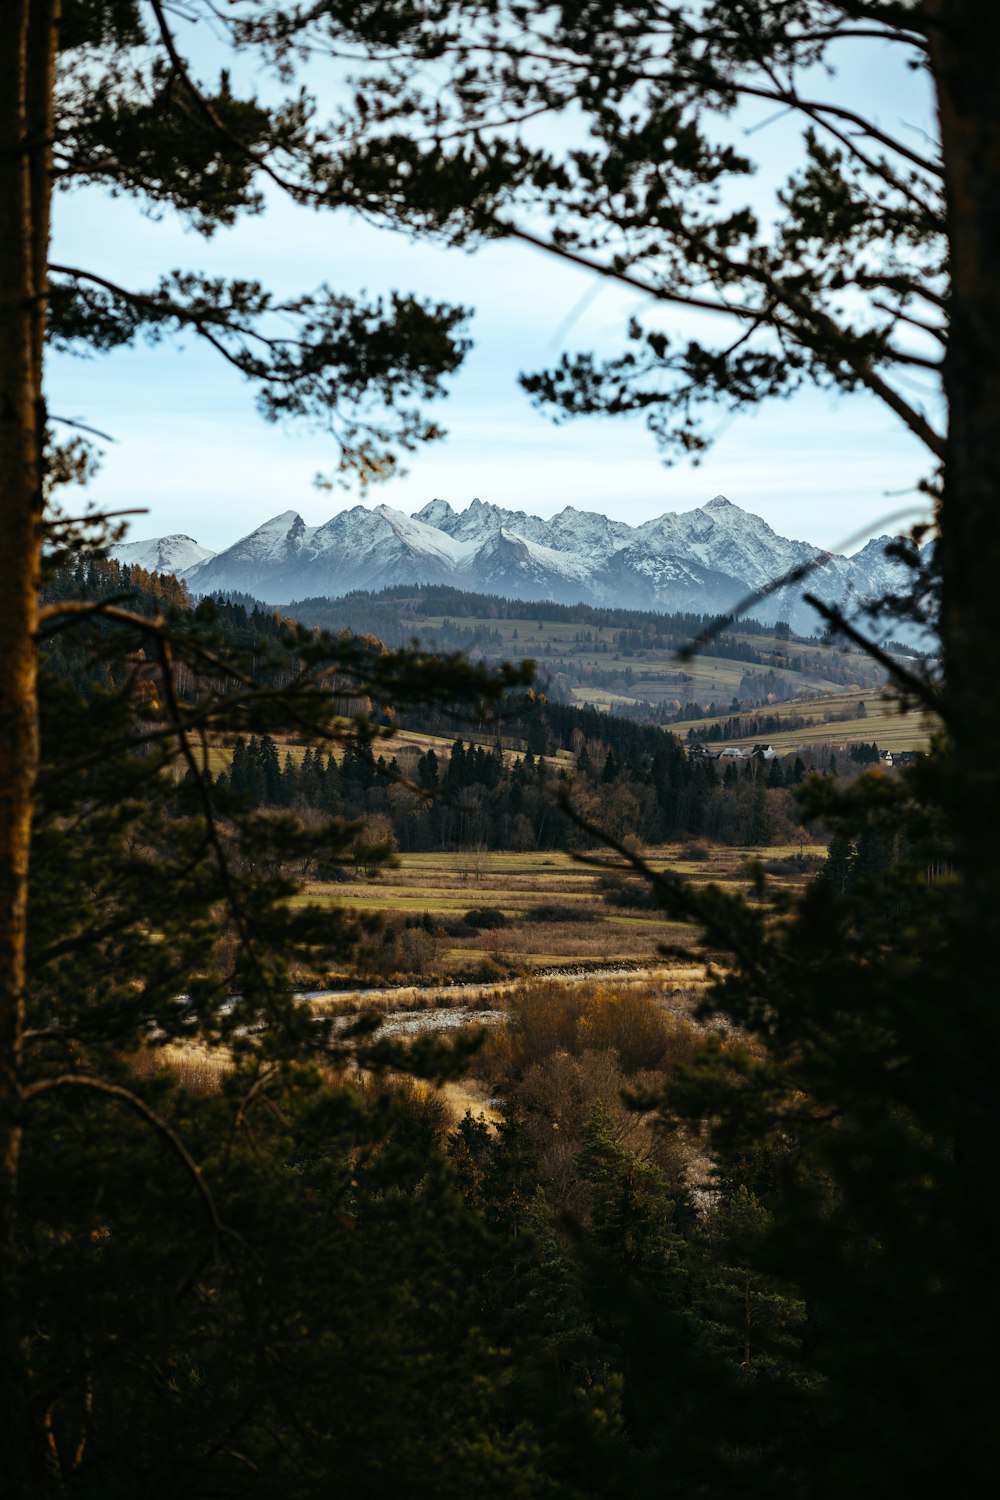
668, 688, 935, 752
293, 841, 826, 981
140, 838, 824, 1139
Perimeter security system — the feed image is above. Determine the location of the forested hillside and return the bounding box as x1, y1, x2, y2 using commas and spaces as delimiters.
283, 582, 906, 721
52, 558, 825, 853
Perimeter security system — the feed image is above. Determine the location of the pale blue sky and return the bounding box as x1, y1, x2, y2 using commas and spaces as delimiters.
46, 18, 938, 556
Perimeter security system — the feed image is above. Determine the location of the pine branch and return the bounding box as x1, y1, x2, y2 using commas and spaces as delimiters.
801, 593, 942, 710
22, 1072, 226, 1237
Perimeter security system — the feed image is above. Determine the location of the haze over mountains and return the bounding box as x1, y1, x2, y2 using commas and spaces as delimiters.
113, 495, 914, 634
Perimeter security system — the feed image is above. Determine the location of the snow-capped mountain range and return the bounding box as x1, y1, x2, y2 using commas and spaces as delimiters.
111, 496, 916, 633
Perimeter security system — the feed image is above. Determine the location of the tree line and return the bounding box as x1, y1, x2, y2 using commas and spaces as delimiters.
210, 725, 809, 855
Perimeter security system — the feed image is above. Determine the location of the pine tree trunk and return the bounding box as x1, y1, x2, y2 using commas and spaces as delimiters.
0, 0, 57, 1476
932, 1, 1000, 912
929, 0, 1000, 1465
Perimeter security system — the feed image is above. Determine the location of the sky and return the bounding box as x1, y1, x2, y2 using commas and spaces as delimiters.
45, 13, 939, 558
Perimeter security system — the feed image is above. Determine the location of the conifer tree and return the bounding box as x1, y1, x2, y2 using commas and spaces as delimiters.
0, 16, 497, 1453
3, 547, 533, 1491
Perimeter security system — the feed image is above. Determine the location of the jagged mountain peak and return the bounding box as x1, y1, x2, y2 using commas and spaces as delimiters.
254, 509, 304, 532
123, 495, 918, 634
851, 533, 896, 558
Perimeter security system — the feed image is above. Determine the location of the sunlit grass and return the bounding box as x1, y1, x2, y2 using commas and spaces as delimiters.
286, 841, 826, 978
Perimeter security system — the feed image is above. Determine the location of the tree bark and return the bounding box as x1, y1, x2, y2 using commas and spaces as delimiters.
931, 1, 1000, 912
929, 0, 1000, 1464
0, 0, 57, 1477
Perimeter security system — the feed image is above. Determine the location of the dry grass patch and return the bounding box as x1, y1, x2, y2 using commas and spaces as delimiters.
129, 1041, 232, 1094
293, 840, 825, 981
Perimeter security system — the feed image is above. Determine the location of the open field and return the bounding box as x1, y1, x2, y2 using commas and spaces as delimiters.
669, 688, 935, 753
556, 650, 848, 712
294, 842, 826, 979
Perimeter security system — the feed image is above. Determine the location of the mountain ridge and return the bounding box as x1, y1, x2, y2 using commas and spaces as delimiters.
111, 496, 916, 634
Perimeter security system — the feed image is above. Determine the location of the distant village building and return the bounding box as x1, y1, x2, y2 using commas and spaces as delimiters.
750, 744, 779, 760
718, 746, 746, 760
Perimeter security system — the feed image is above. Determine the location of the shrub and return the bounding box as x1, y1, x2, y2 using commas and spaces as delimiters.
760, 852, 825, 875
595, 874, 660, 910
495, 978, 699, 1079
576, 987, 674, 1074
441, 917, 474, 938
463, 906, 507, 929
524, 903, 592, 923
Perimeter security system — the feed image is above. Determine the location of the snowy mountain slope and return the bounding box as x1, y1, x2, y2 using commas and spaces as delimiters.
110, 534, 216, 575
596, 541, 758, 616
633, 495, 823, 590
184, 511, 316, 594
129, 495, 923, 632
414, 497, 554, 549
469, 527, 609, 603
